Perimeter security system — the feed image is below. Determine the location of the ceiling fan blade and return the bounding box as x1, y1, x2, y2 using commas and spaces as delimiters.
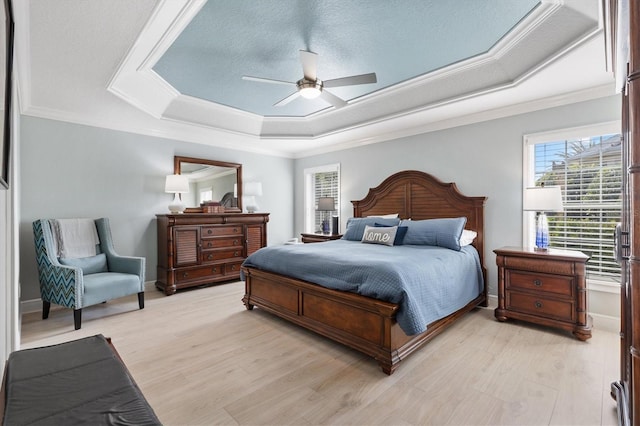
274, 91, 300, 107
320, 90, 347, 109
323, 72, 377, 88
242, 75, 295, 86
299, 50, 318, 81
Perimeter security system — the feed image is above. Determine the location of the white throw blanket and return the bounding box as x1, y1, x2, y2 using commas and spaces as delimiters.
51, 219, 99, 259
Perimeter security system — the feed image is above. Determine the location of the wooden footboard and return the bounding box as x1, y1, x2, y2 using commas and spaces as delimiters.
242, 266, 486, 374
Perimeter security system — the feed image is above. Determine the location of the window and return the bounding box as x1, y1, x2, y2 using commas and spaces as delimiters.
304, 164, 340, 233
524, 122, 622, 284
199, 187, 213, 204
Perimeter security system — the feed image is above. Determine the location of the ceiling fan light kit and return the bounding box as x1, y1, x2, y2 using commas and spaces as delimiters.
242, 50, 377, 109
298, 79, 322, 99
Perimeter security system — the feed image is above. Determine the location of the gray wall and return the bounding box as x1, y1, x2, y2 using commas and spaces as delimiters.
19, 95, 621, 302
294, 95, 622, 296
20, 116, 294, 301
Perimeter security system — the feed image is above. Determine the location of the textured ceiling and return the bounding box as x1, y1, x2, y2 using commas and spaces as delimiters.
154, 0, 540, 117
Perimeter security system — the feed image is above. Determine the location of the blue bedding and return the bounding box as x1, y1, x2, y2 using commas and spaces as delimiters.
241, 240, 484, 335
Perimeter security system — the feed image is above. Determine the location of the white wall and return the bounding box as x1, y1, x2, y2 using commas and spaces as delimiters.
294, 95, 622, 300
19, 116, 294, 302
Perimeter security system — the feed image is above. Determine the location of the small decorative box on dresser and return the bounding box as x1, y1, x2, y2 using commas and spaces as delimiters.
300, 233, 343, 243
156, 213, 269, 295
494, 246, 591, 341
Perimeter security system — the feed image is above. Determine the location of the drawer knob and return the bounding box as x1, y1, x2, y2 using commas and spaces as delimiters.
534, 301, 543, 309
207, 254, 213, 260
231, 265, 237, 271
233, 239, 239, 245
208, 242, 213, 248
233, 227, 239, 233
207, 229, 213, 234
182, 272, 188, 278
234, 251, 239, 257
212, 267, 217, 273
533, 279, 542, 287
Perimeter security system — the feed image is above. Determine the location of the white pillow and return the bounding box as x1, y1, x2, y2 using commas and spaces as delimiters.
460, 229, 477, 246
367, 213, 399, 219
361, 225, 397, 246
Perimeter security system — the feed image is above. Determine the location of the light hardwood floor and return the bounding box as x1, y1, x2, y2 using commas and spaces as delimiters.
21, 282, 619, 425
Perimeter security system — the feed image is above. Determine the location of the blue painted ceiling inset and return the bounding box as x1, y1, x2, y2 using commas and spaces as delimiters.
153, 0, 540, 118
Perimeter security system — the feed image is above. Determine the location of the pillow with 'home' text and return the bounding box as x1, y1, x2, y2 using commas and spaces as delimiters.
342, 217, 400, 241
361, 225, 397, 246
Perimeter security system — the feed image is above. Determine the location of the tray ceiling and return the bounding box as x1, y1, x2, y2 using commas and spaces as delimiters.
17, 0, 613, 157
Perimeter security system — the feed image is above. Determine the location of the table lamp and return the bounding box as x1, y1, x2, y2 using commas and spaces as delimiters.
523, 183, 563, 251
244, 182, 263, 213
317, 197, 335, 235
165, 174, 189, 214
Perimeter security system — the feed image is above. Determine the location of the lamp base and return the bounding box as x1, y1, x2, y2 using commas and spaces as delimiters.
168, 193, 185, 214
535, 212, 549, 250
534, 246, 549, 252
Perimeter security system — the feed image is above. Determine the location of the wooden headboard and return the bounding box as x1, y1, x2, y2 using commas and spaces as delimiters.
352, 170, 487, 278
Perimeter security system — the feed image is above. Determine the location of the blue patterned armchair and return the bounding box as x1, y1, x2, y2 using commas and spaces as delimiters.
32, 218, 145, 330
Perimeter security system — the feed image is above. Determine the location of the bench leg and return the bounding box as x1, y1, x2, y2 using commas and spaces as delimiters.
42, 301, 50, 320
138, 292, 145, 310
74, 309, 82, 330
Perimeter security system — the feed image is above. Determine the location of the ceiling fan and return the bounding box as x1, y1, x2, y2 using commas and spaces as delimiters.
242, 50, 377, 109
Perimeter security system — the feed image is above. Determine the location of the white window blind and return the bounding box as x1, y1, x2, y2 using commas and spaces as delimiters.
529, 132, 622, 282
304, 164, 340, 233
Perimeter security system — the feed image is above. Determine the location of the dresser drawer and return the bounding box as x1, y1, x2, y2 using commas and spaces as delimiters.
507, 291, 575, 322
506, 271, 574, 297
201, 236, 243, 249
225, 262, 243, 275
201, 225, 243, 237
201, 248, 243, 263
175, 264, 224, 284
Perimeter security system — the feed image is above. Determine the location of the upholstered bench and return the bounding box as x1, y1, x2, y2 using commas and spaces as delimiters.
0, 334, 160, 425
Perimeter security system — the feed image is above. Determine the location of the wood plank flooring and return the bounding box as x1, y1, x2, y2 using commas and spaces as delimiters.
21, 282, 619, 425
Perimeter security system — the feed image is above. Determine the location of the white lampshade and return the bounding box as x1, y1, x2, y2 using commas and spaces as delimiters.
317, 197, 335, 211
523, 185, 563, 212
165, 174, 189, 194
244, 182, 263, 196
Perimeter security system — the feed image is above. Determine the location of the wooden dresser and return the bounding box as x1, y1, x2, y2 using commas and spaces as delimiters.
156, 213, 269, 295
494, 246, 591, 340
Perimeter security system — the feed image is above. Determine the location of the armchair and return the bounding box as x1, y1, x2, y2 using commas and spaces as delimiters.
32, 218, 145, 330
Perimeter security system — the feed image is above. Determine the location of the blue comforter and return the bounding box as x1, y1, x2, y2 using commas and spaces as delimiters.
241, 240, 484, 335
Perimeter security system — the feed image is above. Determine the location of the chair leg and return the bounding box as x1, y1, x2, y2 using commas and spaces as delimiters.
73, 309, 82, 330
138, 292, 144, 310
42, 301, 50, 320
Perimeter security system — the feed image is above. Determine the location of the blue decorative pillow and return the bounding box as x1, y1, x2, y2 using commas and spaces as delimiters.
60, 253, 108, 275
400, 217, 467, 251
342, 217, 400, 241
375, 223, 408, 245
361, 225, 397, 246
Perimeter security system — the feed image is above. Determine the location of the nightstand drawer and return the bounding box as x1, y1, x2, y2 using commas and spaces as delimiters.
507, 291, 575, 322
507, 271, 573, 297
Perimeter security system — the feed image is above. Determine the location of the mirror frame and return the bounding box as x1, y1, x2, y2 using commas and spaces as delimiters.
174, 156, 243, 213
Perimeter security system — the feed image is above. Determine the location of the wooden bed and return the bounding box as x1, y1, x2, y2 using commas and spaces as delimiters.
242, 170, 487, 374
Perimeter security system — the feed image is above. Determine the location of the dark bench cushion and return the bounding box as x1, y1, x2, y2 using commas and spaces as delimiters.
2, 334, 160, 425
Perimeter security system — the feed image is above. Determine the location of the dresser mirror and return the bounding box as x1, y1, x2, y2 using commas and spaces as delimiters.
174, 156, 242, 213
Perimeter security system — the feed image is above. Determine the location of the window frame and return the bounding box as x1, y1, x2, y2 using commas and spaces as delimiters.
303, 163, 340, 234
523, 121, 622, 290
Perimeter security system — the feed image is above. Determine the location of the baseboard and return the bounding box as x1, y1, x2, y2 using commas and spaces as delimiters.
20, 281, 157, 315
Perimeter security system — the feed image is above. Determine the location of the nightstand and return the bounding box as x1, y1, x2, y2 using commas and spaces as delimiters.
300, 233, 343, 243
494, 246, 591, 341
